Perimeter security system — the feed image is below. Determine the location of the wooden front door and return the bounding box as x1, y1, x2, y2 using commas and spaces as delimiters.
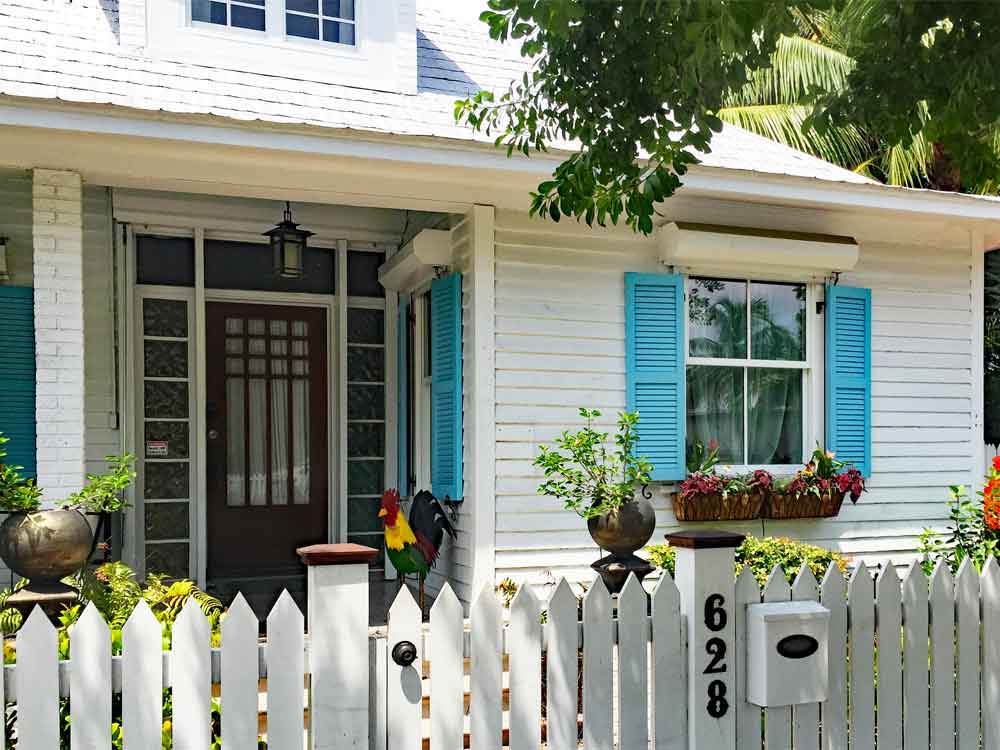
206, 302, 328, 579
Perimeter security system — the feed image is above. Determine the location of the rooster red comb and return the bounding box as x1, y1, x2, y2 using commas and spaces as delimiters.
381, 488, 400, 507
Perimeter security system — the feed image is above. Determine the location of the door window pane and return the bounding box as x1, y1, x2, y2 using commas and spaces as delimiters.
144, 422, 189, 459
292, 380, 310, 504
748, 368, 803, 465
687, 278, 747, 358
144, 462, 189, 499
248, 379, 267, 505
751, 282, 806, 361
271, 379, 289, 505
144, 340, 188, 378
143, 299, 188, 338
226, 378, 246, 506
686, 365, 743, 465
144, 382, 189, 419
145, 502, 190, 540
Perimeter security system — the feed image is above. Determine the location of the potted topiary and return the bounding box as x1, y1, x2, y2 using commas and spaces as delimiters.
673, 442, 770, 521
766, 446, 865, 519
534, 408, 654, 592
0, 433, 134, 595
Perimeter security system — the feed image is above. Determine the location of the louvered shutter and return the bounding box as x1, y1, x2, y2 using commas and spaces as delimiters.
825, 284, 871, 477
397, 293, 409, 494
431, 273, 462, 500
625, 273, 685, 481
0, 287, 36, 479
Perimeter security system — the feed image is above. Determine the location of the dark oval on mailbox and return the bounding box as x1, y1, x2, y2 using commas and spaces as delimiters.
776, 634, 819, 659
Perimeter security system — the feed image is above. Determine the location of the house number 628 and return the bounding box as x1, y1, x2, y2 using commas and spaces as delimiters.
703, 594, 729, 719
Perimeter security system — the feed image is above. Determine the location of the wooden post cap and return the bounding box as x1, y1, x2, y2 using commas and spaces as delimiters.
297, 543, 379, 566
664, 530, 746, 549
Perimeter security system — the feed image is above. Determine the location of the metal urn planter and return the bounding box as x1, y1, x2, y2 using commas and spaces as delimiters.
588, 495, 656, 593
0, 509, 92, 593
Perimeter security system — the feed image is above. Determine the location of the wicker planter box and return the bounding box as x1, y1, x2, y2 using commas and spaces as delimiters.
765, 489, 847, 519
673, 492, 764, 521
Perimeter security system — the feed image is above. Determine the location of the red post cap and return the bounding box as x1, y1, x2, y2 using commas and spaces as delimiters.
664, 530, 746, 549
297, 543, 379, 566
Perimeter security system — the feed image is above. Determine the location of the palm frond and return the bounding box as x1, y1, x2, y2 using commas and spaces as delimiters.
880, 132, 932, 187
717, 103, 869, 169
726, 36, 854, 107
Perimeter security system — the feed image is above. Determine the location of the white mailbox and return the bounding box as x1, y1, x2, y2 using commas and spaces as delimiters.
746, 600, 830, 707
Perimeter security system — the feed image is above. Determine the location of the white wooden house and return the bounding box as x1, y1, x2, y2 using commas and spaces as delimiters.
0, 0, 997, 609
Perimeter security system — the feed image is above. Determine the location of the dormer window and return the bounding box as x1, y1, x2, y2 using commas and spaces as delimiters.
286, 0, 356, 46
193, 0, 266, 31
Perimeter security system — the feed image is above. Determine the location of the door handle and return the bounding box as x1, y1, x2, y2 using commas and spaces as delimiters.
208, 429, 220, 440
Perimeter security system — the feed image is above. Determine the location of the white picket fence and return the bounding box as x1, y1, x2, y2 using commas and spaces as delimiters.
4, 553, 1000, 749
987, 442, 999, 475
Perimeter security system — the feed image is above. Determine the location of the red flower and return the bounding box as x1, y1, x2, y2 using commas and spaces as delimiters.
992, 455, 1000, 472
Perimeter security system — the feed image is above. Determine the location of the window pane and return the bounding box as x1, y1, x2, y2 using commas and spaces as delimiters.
144, 422, 190, 459
145, 542, 189, 579
286, 13, 319, 39
144, 381, 188, 419
271, 379, 289, 505
192, 0, 213, 22
687, 278, 747, 359
686, 365, 743, 465
226, 378, 246, 505
143, 298, 188, 338
144, 462, 189, 499
144, 340, 188, 378
323, 0, 354, 19
145, 502, 190, 540
748, 368, 803, 465
137, 236, 195, 287
347, 251, 386, 297
204, 240, 334, 294
287, 0, 318, 12
231, 4, 265, 30
248, 379, 267, 505
751, 282, 806, 361
347, 309, 384, 344
323, 19, 355, 44
292, 380, 310, 504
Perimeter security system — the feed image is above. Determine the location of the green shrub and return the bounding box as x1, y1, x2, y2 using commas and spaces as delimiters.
645, 535, 848, 585
919, 484, 1000, 574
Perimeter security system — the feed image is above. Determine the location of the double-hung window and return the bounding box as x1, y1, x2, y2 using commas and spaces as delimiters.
686, 277, 809, 468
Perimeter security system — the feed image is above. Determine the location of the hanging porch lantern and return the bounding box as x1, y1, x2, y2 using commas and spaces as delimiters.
265, 201, 314, 279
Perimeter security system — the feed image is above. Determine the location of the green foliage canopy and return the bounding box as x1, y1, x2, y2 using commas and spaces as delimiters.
458, 0, 1000, 233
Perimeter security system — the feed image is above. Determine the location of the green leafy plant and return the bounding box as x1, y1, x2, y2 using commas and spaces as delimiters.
646, 535, 848, 585
64, 455, 136, 514
0, 433, 42, 513
534, 408, 652, 519
919, 485, 1000, 575
686, 440, 720, 474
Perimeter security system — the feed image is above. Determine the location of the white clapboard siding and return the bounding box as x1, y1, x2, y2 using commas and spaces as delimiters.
70, 603, 112, 750
762, 567, 792, 750
955, 559, 981, 750
220, 594, 258, 750
508, 584, 541, 750
122, 600, 163, 750
875, 565, 903, 750
387, 586, 423, 750
734, 567, 761, 750
583, 578, 613, 750
790, 566, 819, 750
17, 607, 59, 750
172, 600, 212, 750
429, 584, 464, 750
651, 572, 684, 750
617, 575, 649, 750
265, 590, 305, 750
470, 583, 503, 750
820, 566, 848, 750
982, 557, 1000, 749
928, 563, 955, 749
848, 564, 875, 750
902, 562, 930, 750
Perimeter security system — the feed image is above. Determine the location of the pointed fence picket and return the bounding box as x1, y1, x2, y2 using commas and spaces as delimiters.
763, 566, 792, 750
9, 556, 1000, 750
902, 562, 930, 750
874, 565, 902, 750
790, 566, 819, 750
70, 603, 111, 750
429, 584, 463, 750
848, 564, 875, 750
955, 559, 981, 750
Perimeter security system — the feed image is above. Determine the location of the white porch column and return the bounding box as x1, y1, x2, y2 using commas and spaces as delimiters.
32, 168, 85, 496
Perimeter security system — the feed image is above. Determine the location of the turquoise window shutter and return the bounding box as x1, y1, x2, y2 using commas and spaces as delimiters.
625, 272, 685, 481
825, 284, 872, 477
431, 273, 463, 500
0, 287, 36, 479
397, 293, 409, 494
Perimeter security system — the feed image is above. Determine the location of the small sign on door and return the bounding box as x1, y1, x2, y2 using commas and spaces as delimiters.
146, 440, 169, 457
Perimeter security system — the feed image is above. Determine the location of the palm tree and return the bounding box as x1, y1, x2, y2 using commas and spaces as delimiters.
717, 2, 980, 191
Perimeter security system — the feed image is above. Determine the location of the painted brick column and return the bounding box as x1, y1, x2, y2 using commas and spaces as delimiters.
32, 169, 85, 497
